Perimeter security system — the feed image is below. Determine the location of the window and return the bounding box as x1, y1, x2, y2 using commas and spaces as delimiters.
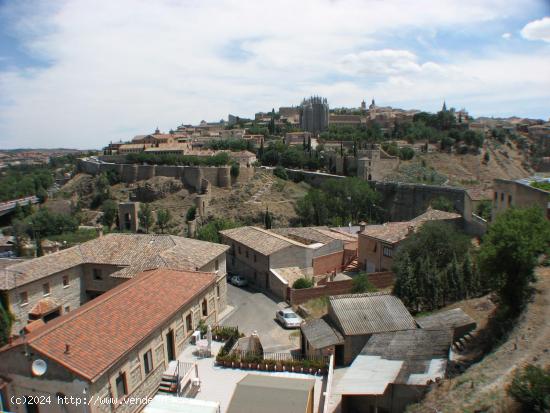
215, 259, 219, 271
373, 243, 377, 252
93, 269, 103, 281
202, 299, 208, 316
245, 249, 249, 258
253, 253, 257, 262
216, 284, 220, 298
508, 194, 512, 205
64, 306, 70, 313
62, 275, 69, 288
500, 193, 504, 201
494, 191, 498, 202
42, 283, 50, 296
383, 246, 393, 257
186, 313, 193, 331
115, 373, 127, 398
143, 350, 153, 375
20, 291, 28, 306
238, 246, 241, 254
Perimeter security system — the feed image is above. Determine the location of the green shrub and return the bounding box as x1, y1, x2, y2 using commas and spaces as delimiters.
292, 278, 314, 289
508, 364, 550, 412
352, 273, 377, 293
273, 166, 288, 180
186, 206, 197, 222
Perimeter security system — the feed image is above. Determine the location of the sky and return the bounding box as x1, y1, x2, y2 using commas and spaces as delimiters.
0, 0, 549, 149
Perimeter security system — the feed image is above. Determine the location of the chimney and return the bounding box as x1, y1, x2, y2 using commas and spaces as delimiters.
358, 221, 367, 233
64, 344, 70, 354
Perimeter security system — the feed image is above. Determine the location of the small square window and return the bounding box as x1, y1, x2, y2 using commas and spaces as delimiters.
65, 306, 70, 313
62, 275, 70, 288
93, 269, 103, 281
383, 246, 393, 257
43, 283, 50, 296
20, 291, 28, 305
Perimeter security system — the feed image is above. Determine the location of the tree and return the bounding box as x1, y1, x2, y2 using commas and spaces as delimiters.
37, 188, 48, 204
102, 199, 117, 228
352, 273, 377, 293
230, 163, 240, 179
264, 207, 272, 230
508, 364, 550, 412
138, 203, 155, 234
156, 209, 173, 234
292, 278, 314, 289
0, 302, 13, 347
392, 221, 473, 312
430, 196, 454, 212
478, 207, 550, 315
197, 218, 239, 243
273, 166, 288, 180
186, 206, 197, 222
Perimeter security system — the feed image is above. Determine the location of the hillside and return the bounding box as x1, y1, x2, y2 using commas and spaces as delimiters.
407, 266, 550, 413
56, 170, 310, 232
391, 137, 533, 191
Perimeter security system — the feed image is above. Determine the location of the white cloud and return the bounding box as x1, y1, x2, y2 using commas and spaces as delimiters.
502, 32, 512, 39
521, 16, 550, 42
0, 0, 548, 148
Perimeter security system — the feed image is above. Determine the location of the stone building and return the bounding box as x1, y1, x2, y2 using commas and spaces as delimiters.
300, 96, 329, 135
492, 177, 550, 220
118, 202, 140, 232
219, 226, 356, 300
358, 208, 461, 273
0, 268, 220, 413
0, 233, 229, 335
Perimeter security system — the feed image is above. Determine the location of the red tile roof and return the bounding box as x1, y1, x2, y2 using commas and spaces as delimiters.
3, 269, 216, 382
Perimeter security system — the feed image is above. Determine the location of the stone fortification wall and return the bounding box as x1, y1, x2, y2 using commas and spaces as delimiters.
78, 158, 241, 192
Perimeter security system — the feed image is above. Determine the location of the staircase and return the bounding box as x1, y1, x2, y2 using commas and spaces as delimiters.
158, 374, 179, 394
344, 258, 359, 272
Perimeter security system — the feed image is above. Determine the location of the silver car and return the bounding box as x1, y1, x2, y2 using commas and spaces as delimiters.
276, 309, 303, 328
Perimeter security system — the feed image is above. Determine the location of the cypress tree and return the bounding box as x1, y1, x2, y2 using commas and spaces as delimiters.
0, 303, 13, 346
264, 207, 272, 230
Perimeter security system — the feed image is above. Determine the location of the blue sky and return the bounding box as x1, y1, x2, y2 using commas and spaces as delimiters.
0, 0, 549, 149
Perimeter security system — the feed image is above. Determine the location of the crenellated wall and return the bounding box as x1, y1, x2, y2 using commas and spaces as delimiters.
77, 158, 243, 192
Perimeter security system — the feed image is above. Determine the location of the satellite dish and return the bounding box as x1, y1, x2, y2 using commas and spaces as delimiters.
31, 359, 47, 376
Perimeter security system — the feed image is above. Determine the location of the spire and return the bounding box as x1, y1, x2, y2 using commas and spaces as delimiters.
442, 100, 447, 112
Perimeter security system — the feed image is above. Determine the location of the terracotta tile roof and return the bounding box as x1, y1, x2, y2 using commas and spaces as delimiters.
0, 234, 228, 288
23, 319, 45, 334
329, 292, 417, 336
220, 226, 300, 255
360, 221, 418, 244
360, 208, 461, 244
5, 269, 216, 382
271, 226, 356, 244
411, 208, 462, 222
29, 298, 60, 317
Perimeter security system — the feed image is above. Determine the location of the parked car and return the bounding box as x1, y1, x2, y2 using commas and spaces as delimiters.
230, 275, 248, 287
276, 309, 303, 328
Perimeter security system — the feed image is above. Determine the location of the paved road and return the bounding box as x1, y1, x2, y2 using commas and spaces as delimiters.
222, 283, 300, 352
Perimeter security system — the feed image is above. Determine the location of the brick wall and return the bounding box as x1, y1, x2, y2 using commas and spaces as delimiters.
368, 271, 395, 289
289, 279, 353, 305
312, 251, 344, 275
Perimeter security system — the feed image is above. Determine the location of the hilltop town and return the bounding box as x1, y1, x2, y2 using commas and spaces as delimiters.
1, 96, 550, 413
